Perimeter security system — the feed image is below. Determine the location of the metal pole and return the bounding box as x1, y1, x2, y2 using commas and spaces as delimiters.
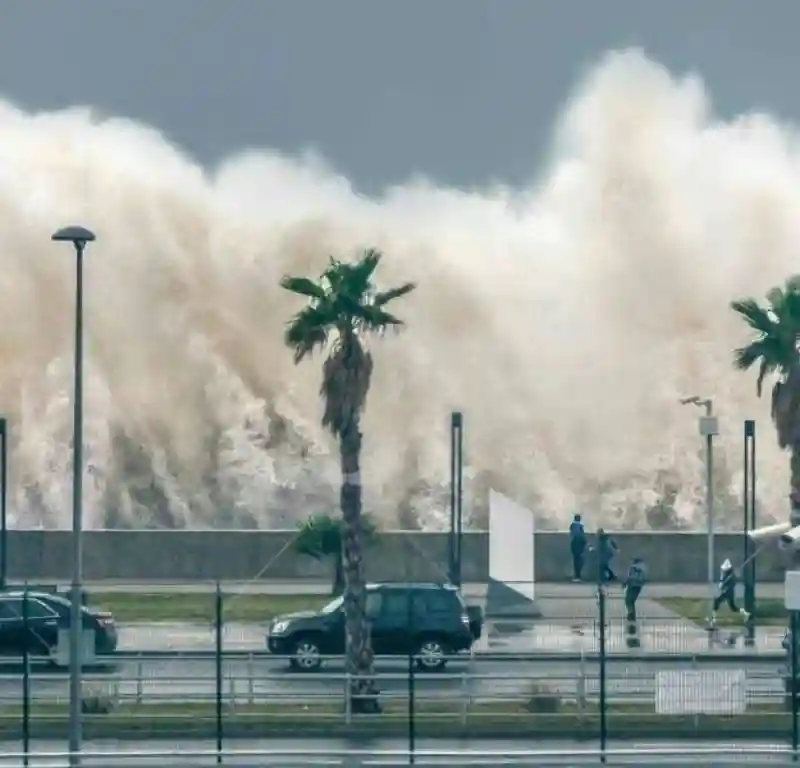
448, 414, 457, 584
750, 421, 757, 620
454, 412, 463, 587
744, 420, 756, 645
0, 418, 7, 591
22, 583, 30, 766
68, 241, 85, 767
598, 585, 607, 762
407, 588, 415, 764
792, 610, 798, 760
215, 582, 223, 764
705, 400, 715, 629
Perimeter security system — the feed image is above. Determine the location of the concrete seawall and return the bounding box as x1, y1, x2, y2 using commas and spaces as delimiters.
4, 530, 788, 583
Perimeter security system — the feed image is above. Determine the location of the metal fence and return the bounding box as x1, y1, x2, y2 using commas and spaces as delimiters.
2, 581, 797, 764
0, 658, 788, 711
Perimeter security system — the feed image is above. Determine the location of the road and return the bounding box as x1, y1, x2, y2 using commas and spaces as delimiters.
0, 654, 786, 706
0, 739, 795, 766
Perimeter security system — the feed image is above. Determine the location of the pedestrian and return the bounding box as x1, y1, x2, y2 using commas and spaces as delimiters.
709, 559, 750, 626
569, 513, 587, 582
595, 528, 619, 584
624, 556, 647, 623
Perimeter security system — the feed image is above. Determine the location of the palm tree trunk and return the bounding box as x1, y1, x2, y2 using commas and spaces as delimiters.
332, 549, 345, 596
791, 448, 800, 526
339, 420, 379, 714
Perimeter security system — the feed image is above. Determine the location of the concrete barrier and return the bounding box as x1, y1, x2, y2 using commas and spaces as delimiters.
4, 530, 788, 583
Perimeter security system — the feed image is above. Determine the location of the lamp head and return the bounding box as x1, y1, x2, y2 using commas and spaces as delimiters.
51, 226, 96, 245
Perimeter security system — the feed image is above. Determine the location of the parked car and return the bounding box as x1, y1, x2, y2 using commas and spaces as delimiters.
266, 582, 482, 672
0, 591, 118, 659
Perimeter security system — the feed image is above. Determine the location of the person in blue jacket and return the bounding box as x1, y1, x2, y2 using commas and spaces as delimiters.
569, 513, 587, 582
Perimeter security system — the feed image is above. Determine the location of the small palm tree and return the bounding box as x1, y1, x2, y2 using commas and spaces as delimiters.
732, 276, 800, 520
293, 512, 377, 596
281, 248, 415, 713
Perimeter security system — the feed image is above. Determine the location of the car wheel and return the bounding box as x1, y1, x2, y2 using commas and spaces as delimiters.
415, 638, 448, 672
289, 636, 322, 672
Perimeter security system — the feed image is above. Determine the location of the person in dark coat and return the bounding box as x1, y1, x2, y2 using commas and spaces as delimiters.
569, 513, 587, 582
624, 556, 647, 623
595, 528, 619, 584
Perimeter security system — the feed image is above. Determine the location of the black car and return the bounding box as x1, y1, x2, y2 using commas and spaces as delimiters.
0, 591, 118, 659
267, 582, 482, 672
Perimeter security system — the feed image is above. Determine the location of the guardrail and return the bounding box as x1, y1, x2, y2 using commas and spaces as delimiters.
107, 648, 788, 661
1, 745, 798, 767
0, 657, 789, 713
0, 649, 789, 665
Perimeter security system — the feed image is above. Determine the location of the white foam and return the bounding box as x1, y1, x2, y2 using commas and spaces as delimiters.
0, 50, 793, 530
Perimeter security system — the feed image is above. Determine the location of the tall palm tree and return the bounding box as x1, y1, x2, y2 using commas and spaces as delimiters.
732, 276, 800, 522
281, 248, 415, 713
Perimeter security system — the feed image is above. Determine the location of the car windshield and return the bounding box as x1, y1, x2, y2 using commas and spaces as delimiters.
320, 596, 343, 614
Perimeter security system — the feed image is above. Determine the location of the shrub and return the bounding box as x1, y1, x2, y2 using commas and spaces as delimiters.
81, 682, 119, 714
522, 682, 561, 713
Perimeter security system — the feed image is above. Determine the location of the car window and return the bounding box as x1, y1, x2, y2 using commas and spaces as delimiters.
365, 592, 383, 619
27, 600, 58, 619
3, 599, 57, 620
423, 590, 455, 614
0, 601, 17, 621
381, 591, 410, 617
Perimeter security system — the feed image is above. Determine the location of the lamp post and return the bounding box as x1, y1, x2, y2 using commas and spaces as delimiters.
448, 412, 464, 586
52, 225, 95, 767
0, 417, 8, 591
680, 396, 719, 625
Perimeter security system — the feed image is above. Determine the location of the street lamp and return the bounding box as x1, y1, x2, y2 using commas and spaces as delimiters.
52, 225, 95, 767
679, 396, 719, 624
448, 412, 464, 586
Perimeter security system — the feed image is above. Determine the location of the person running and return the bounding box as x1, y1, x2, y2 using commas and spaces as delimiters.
569, 513, 587, 582
709, 559, 750, 626
624, 556, 647, 623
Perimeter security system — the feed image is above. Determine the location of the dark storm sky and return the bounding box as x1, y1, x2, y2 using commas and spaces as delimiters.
0, 1, 797, 194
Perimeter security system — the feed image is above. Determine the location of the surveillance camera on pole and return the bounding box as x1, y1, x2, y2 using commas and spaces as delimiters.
781, 526, 800, 549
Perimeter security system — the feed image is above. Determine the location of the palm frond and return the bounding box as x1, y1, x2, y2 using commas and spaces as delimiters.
730, 298, 776, 336
374, 282, 417, 307
356, 305, 404, 332
352, 248, 382, 284
756, 359, 772, 398
733, 342, 766, 372
293, 513, 342, 558
280, 276, 327, 300
284, 306, 335, 362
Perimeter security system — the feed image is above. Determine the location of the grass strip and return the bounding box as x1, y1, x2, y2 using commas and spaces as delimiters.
656, 597, 787, 627
0, 705, 795, 741
87, 593, 327, 623
0, 698, 787, 717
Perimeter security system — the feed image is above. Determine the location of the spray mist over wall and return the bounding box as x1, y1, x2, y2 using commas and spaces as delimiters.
0, 49, 796, 531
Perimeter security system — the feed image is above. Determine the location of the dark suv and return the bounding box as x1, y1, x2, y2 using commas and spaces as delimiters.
266, 582, 482, 672
0, 591, 118, 659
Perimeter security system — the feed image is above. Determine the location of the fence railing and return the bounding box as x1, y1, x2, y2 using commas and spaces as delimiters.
0, 658, 789, 713
0, 746, 797, 767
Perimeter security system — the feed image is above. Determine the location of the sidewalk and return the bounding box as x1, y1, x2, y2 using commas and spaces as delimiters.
483, 582, 786, 655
